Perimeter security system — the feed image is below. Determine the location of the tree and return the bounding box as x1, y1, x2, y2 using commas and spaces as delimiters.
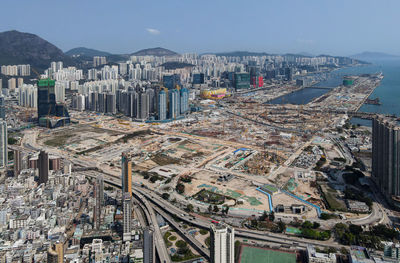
302, 221, 313, 229
150, 175, 159, 183
176, 183, 185, 194
176, 240, 187, 248
186, 204, 194, 212
161, 193, 170, 200
199, 229, 208, 235
177, 246, 190, 255
372, 224, 398, 240
268, 211, 275, 222
213, 205, 219, 213
319, 230, 331, 240
224, 206, 230, 215
320, 213, 335, 220
313, 222, 320, 229
8, 137, 17, 145
326, 247, 337, 253
349, 224, 363, 235
222, 205, 229, 215
277, 221, 286, 233
340, 247, 349, 255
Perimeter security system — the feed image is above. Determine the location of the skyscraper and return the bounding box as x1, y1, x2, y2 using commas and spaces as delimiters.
157, 90, 167, 121
38, 150, 49, 185
234, 73, 250, 90
180, 87, 189, 114
121, 153, 132, 197
143, 228, 155, 263
210, 223, 235, 263
372, 116, 400, 209
168, 89, 180, 119
0, 121, 7, 169
37, 79, 70, 128
14, 149, 23, 176
97, 175, 104, 206
94, 176, 103, 229
37, 79, 56, 118
123, 192, 132, 241
163, 74, 181, 90
106, 93, 116, 114
0, 96, 5, 120
193, 73, 205, 84
285, 67, 293, 81
136, 91, 149, 120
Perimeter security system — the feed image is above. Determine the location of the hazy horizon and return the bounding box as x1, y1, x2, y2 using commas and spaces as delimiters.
1, 0, 400, 56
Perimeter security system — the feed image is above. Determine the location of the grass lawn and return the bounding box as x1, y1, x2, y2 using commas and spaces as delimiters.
240, 246, 296, 263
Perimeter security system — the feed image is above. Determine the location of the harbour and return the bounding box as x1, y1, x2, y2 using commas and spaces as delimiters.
265, 87, 331, 105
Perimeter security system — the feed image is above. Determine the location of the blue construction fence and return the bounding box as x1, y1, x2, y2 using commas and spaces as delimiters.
256, 187, 274, 212
282, 190, 322, 217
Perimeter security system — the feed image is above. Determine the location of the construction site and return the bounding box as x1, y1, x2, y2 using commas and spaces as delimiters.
32, 73, 382, 224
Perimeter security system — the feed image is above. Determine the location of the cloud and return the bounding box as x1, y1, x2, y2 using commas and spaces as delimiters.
146, 28, 160, 35
296, 38, 315, 45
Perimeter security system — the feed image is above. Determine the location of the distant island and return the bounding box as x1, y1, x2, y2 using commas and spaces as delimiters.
351, 51, 400, 61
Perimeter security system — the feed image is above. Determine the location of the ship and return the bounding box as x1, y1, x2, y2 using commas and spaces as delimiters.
365, 98, 381, 105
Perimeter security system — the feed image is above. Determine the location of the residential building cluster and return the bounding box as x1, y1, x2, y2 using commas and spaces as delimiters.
0, 64, 31, 76
72, 76, 189, 121
93, 56, 107, 67
0, 150, 155, 262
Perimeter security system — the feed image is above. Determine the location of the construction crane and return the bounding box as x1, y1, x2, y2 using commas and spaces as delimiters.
31, 68, 42, 80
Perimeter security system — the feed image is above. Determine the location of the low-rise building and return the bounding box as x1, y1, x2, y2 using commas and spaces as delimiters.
307, 245, 336, 263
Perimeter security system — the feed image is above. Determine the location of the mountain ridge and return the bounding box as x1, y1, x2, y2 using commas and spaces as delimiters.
131, 47, 178, 56
65, 47, 111, 57
0, 30, 73, 71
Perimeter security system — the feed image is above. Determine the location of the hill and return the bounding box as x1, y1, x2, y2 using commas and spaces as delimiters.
65, 47, 111, 57
351, 51, 400, 61
0, 30, 72, 72
215, 51, 270, 57
132, 47, 178, 57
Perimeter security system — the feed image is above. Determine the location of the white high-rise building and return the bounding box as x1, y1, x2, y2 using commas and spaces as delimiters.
55, 83, 66, 103
123, 192, 132, 241
77, 94, 85, 111
18, 84, 37, 108
88, 69, 97, 80
56, 61, 63, 71
17, 78, 23, 88
0, 121, 7, 169
119, 62, 127, 76
8, 78, 16, 91
210, 223, 235, 263
93, 56, 107, 67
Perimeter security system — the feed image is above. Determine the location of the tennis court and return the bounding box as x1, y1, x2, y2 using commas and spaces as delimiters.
286, 227, 302, 235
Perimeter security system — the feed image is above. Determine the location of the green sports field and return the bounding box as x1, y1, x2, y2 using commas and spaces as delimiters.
239, 246, 296, 263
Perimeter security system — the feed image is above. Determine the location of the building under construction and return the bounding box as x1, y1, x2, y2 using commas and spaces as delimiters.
37, 79, 70, 128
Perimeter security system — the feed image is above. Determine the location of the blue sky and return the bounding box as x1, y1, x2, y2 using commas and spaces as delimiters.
1, 0, 399, 56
